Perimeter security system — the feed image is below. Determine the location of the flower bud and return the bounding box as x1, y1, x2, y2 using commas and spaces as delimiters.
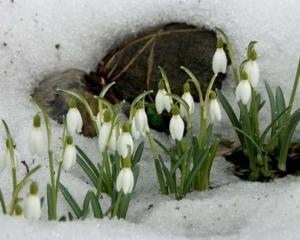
132, 101, 149, 138
24, 182, 41, 221
180, 82, 195, 118
66, 98, 83, 134
155, 80, 171, 114
117, 122, 134, 158
208, 91, 221, 122
29, 114, 45, 156
116, 157, 134, 194
236, 71, 252, 105
169, 105, 185, 141
62, 135, 76, 170
244, 59, 260, 88
212, 38, 227, 74
98, 110, 116, 153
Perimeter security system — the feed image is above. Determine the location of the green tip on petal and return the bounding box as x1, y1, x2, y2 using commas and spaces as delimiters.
15, 205, 23, 216
172, 105, 180, 115
137, 101, 144, 109
216, 38, 224, 48
69, 98, 77, 108
123, 154, 132, 168
158, 80, 165, 90
122, 121, 131, 132
249, 48, 257, 61
103, 109, 112, 122
241, 70, 248, 80
66, 135, 73, 145
33, 114, 41, 127
210, 91, 217, 99
30, 181, 38, 195
183, 82, 190, 93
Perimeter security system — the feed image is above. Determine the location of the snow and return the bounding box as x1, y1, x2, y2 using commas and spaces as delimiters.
0, 0, 300, 239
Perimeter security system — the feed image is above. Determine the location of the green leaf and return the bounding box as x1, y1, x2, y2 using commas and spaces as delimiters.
265, 81, 277, 137
154, 159, 167, 194
118, 194, 131, 219
47, 184, 53, 220
59, 183, 82, 219
76, 146, 99, 177
81, 192, 92, 219
89, 192, 103, 218
0, 189, 6, 214
132, 142, 144, 167
184, 148, 210, 192
159, 156, 176, 194
76, 151, 98, 187
216, 90, 243, 143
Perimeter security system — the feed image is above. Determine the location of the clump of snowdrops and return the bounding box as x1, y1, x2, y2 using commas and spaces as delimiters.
215, 28, 300, 181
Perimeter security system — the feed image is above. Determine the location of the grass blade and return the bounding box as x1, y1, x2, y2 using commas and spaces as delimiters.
59, 183, 82, 219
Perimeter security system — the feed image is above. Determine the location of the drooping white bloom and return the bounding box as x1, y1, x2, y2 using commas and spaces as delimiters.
66, 99, 83, 134
117, 122, 134, 158
180, 83, 195, 118
244, 60, 260, 88
62, 135, 76, 171
132, 102, 149, 139
116, 167, 134, 194
131, 119, 141, 140
212, 38, 227, 74
155, 80, 171, 114
29, 114, 45, 156
24, 182, 41, 221
208, 92, 222, 122
236, 72, 252, 105
98, 110, 117, 153
169, 106, 185, 141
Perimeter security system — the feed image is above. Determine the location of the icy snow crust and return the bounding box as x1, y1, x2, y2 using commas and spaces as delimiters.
0, 0, 300, 239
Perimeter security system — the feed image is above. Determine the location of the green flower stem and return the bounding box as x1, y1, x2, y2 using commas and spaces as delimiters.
31, 99, 57, 220
178, 141, 188, 199
111, 192, 122, 218
287, 58, 300, 115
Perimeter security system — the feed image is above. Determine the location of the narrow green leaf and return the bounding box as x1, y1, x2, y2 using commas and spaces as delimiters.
76, 146, 99, 177
59, 183, 82, 219
132, 142, 144, 167
47, 184, 53, 220
0, 189, 7, 214
154, 159, 167, 194
76, 152, 98, 187
89, 192, 103, 218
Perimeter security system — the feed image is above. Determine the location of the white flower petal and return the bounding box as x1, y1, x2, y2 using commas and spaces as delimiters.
24, 195, 41, 221
131, 119, 141, 140
180, 92, 195, 117
67, 108, 83, 134
117, 132, 134, 158
209, 99, 222, 122
98, 122, 111, 152
62, 144, 76, 171
29, 127, 45, 156
116, 168, 134, 194
244, 60, 260, 88
236, 80, 252, 105
169, 115, 185, 141
155, 89, 171, 114
212, 48, 227, 74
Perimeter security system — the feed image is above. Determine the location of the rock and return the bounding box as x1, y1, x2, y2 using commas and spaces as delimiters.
32, 69, 98, 137
84, 22, 226, 103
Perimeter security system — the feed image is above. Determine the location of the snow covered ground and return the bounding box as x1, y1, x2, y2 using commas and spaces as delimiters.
0, 0, 300, 239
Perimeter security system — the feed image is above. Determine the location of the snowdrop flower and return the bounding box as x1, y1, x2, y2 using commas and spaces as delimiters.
29, 114, 45, 156
131, 119, 141, 140
132, 101, 149, 139
0, 139, 19, 172
117, 121, 134, 158
24, 182, 41, 221
180, 82, 195, 118
236, 71, 252, 105
66, 98, 83, 134
244, 49, 259, 88
208, 91, 222, 122
116, 157, 134, 194
98, 110, 117, 153
212, 38, 227, 74
62, 135, 76, 171
169, 105, 185, 141
155, 80, 171, 114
